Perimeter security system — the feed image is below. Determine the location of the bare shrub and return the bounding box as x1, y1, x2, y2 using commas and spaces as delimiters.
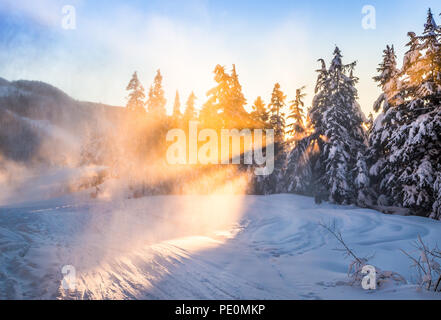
401, 235, 441, 292
320, 220, 406, 288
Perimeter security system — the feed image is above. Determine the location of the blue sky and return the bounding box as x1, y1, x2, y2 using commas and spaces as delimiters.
1, 0, 440, 115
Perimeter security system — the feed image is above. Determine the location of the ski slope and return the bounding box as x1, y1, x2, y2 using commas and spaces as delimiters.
0, 192, 440, 300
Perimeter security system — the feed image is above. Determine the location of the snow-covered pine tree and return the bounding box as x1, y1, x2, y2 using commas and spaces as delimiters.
415, 8, 441, 97
201, 64, 250, 129
278, 85, 310, 196
308, 47, 367, 204
370, 9, 441, 218
147, 69, 167, 117
200, 65, 229, 129
372, 45, 401, 110
256, 83, 287, 194
250, 96, 269, 128
249, 96, 271, 194
268, 83, 287, 143
286, 86, 306, 140
226, 64, 249, 128
367, 45, 401, 205
126, 71, 146, 113
386, 102, 441, 216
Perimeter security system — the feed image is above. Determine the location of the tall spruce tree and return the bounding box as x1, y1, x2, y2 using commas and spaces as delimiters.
286, 86, 306, 139
372, 45, 401, 110
201, 64, 249, 129
282, 89, 315, 196
126, 71, 146, 113
369, 9, 441, 219
250, 96, 269, 128
416, 8, 441, 96
200, 65, 229, 128
147, 69, 167, 117
268, 83, 287, 143
308, 47, 367, 204
367, 45, 401, 204
256, 83, 287, 195
391, 9, 441, 216
183, 91, 197, 123
226, 64, 249, 128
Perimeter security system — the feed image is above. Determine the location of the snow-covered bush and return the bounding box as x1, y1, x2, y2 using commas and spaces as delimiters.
320, 221, 406, 289
401, 235, 441, 292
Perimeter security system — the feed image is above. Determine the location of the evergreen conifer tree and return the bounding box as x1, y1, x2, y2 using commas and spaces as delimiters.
250, 96, 269, 128
308, 47, 367, 204
367, 45, 401, 204
126, 71, 146, 113
200, 65, 229, 128
201, 64, 250, 129
183, 91, 197, 123
368, 9, 441, 218
147, 69, 167, 117
286, 86, 306, 139
268, 83, 287, 143
226, 64, 249, 128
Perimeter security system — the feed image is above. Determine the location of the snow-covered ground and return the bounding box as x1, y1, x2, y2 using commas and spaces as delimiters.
1, 190, 441, 300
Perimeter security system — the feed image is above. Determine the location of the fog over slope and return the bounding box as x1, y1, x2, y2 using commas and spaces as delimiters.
0, 78, 126, 205
0, 77, 123, 165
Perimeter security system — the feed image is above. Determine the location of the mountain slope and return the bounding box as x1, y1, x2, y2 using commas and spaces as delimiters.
0, 78, 124, 164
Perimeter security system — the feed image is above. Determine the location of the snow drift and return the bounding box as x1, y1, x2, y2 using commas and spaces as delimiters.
1, 193, 440, 300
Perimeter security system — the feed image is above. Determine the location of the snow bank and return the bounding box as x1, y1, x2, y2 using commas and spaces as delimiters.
1, 193, 440, 299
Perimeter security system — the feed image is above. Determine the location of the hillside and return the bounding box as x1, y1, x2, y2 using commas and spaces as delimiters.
0, 78, 124, 164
